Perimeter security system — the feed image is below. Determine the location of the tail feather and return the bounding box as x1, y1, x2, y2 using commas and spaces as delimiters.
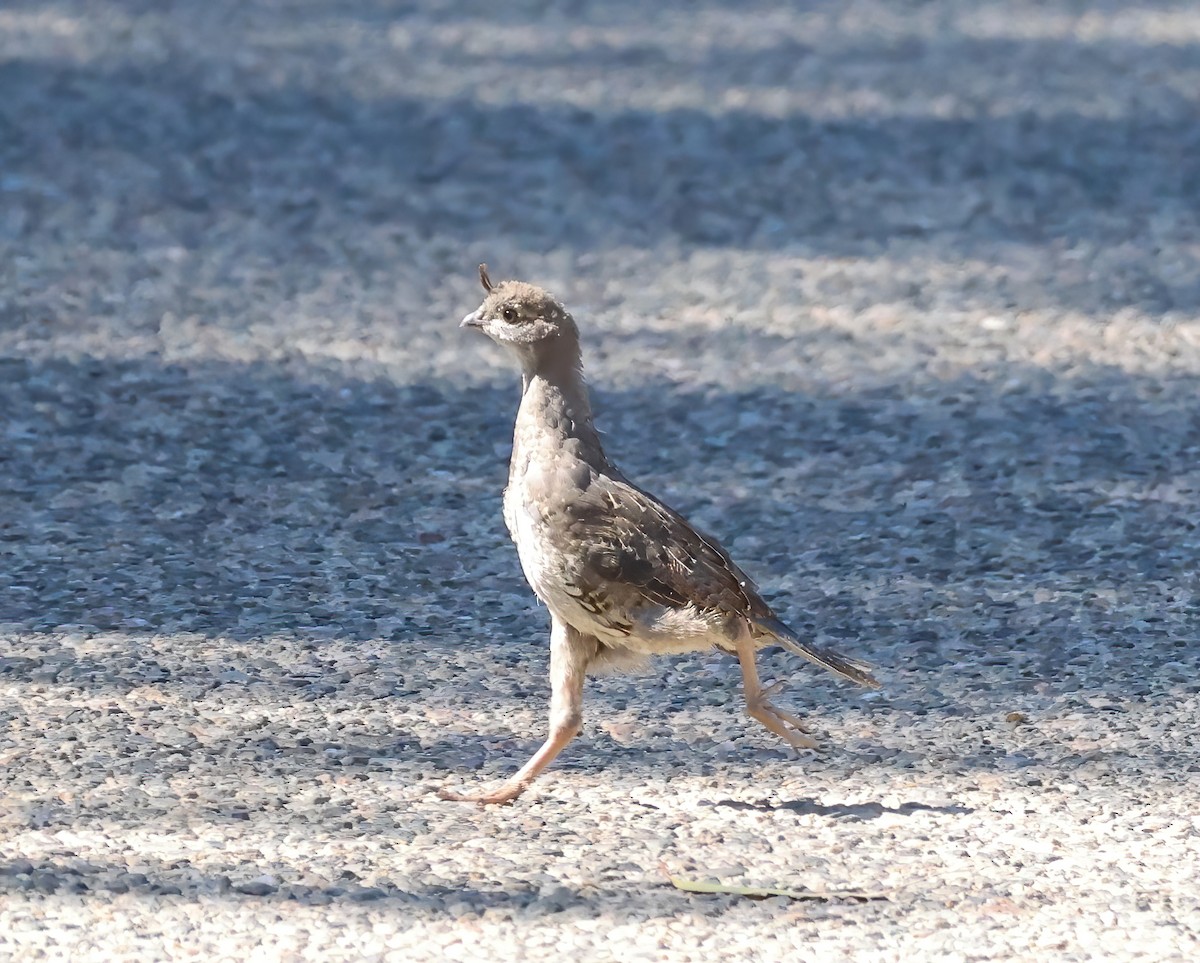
751, 616, 881, 689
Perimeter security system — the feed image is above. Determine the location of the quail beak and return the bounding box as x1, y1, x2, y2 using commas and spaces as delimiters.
460, 308, 484, 329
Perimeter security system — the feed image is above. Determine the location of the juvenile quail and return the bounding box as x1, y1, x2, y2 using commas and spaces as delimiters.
440, 266, 879, 805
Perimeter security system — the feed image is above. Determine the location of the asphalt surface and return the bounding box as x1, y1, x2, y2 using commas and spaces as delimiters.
2, 1, 1199, 960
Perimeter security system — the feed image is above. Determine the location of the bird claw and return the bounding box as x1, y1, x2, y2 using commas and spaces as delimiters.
746, 697, 818, 751
437, 784, 523, 806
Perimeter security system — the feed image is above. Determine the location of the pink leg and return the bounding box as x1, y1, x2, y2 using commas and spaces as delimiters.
439, 618, 597, 805
736, 630, 818, 750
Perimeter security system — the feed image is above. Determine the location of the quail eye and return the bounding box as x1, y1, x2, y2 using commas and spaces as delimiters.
501, 307, 516, 322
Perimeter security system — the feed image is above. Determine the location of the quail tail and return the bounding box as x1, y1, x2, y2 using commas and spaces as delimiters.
751, 616, 881, 689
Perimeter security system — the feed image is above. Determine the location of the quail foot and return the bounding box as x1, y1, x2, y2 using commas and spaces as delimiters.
440, 266, 880, 805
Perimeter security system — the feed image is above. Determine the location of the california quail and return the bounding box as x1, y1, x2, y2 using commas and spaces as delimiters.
440, 266, 879, 805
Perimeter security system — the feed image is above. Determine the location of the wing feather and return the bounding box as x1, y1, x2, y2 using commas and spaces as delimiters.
563, 468, 773, 620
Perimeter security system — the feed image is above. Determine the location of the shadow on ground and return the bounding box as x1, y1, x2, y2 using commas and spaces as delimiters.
713, 798, 974, 819
1, 7, 1199, 315
0, 852, 896, 913
1, 351, 1196, 681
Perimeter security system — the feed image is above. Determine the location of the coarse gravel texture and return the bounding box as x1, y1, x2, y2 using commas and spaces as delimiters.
2, 0, 1200, 960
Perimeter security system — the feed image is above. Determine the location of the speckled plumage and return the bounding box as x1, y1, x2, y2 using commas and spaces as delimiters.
441, 266, 878, 805
505, 371, 758, 660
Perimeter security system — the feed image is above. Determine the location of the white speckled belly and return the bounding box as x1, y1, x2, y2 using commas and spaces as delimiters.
505, 482, 725, 655
503, 479, 616, 642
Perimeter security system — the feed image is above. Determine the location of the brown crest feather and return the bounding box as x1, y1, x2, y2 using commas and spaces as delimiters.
479, 264, 493, 293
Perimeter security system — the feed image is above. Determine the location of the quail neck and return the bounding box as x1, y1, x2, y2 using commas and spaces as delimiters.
459, 267, 606, 473
511, 328, 607, 478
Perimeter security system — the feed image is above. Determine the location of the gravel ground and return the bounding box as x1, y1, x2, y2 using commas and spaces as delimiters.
2, 1, 1200, 959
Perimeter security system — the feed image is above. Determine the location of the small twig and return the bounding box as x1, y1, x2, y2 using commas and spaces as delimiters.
659, 863, 891, 902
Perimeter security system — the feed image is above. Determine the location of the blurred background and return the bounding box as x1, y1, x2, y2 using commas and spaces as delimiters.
1, 2, 1199, 955
2, 0, 1196, 646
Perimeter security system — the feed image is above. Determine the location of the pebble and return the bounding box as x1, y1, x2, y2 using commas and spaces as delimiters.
235, 876, 280, 897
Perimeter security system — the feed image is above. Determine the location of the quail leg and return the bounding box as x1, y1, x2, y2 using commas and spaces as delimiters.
439, 618, 597, 805
736, 632, 818, 750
